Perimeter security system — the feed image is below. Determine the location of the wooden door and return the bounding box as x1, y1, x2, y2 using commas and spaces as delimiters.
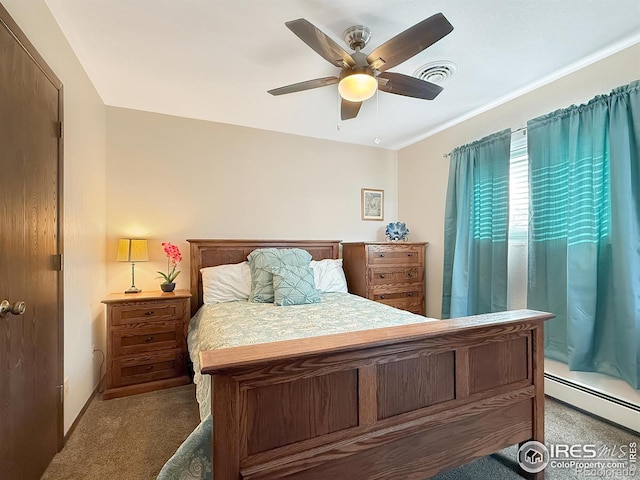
0, 5, 63, 479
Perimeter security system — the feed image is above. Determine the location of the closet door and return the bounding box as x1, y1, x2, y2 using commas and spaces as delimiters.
0, 5, 63, 479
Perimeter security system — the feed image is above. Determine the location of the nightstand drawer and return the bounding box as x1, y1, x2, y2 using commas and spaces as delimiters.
111, 351, 186, 388
369, 266, 423, 286
367, 245, 423, 265
111, 300, 186, 326
112, 322, 185, 356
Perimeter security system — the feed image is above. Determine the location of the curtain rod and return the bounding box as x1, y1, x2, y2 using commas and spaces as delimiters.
442, 126, 528, 158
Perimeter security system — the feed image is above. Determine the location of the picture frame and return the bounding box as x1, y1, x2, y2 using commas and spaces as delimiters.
361, 188, 384, 221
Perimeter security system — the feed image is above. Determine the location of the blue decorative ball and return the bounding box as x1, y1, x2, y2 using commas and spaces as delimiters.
385, 222, 409, 241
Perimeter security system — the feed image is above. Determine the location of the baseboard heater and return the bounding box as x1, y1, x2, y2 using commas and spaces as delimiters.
544, 372, 640, 434
545, 372, 640, 412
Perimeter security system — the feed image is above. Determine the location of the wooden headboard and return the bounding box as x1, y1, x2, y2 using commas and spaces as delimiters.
186, 239, 341, 315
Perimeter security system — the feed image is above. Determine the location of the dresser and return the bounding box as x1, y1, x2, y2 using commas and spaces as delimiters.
342, 242, 428, 315
101, 290, 191, 399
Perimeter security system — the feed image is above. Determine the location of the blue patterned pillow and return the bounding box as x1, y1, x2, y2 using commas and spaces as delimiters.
271, 265, 321, 306
247, 248, 312, 303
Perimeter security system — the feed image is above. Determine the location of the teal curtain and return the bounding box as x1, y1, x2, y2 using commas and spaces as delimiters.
527, 80, 640, 388
442, 129, 511, 319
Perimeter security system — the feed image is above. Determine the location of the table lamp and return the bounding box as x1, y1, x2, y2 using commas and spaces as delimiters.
116, 238, 148, 294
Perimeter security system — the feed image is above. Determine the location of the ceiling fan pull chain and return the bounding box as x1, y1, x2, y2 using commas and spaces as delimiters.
336, 89, 341, 131
374, 86, 381, 144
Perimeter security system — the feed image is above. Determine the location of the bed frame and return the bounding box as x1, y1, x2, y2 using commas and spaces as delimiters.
188, 239, 553, 480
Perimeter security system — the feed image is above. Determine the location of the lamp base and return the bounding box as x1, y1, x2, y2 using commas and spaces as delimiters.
124, 286, 141, 294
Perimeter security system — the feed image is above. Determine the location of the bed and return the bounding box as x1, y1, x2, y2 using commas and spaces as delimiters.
160, 239, 553, 480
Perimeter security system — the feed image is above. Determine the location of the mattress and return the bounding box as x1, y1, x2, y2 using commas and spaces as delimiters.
158, 292, 434, 479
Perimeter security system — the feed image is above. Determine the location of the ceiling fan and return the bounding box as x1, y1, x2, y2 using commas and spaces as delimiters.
268, 13, 454, 121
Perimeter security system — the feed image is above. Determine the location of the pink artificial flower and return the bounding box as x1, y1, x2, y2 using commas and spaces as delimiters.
162, 242, 182, 266
158, 242, 182, 284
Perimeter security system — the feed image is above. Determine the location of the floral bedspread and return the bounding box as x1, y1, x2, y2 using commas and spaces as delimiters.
157, 293, 434, 479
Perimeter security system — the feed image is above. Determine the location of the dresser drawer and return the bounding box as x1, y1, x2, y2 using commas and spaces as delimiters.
111, 300, 187, 326
112, 322, 185, 357
375, 295, 423, 313
110, 350, 186, 388
369, 266, 423, 286
373, 290, 421, 302
367, 245, 423, 265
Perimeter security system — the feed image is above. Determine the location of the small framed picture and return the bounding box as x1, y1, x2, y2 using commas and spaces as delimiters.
361, 188, 384, 221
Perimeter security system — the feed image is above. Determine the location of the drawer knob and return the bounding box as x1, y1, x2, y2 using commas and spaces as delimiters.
144, 336, 154, 343
379, 253, 385, 257
408, 292, 414, 297
380, 295, 386, 299
407, 273, 413, 277
407, 253, 413, 257
379, 274, 385, 279
144, 311, 154, 316
146, 365, 154, 371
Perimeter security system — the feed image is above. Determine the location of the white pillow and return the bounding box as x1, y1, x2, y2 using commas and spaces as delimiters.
201, 261, 251, 304
310, 259, 348, 293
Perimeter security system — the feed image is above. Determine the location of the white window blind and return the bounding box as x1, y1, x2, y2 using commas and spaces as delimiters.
507, 129, 529, 309
509, 130, 529, 241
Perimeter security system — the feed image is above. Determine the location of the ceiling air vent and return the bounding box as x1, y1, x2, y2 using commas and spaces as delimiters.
413, 61, 457, 84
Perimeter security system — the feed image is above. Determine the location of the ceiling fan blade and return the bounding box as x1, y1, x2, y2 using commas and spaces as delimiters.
341, 98, 362, 120
378, 72, 443, 100
268, 76, 339, 96
286, 18, 356, 68
367, 13, 453, 72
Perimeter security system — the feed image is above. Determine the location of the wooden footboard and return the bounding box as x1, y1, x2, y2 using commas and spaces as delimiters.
200, 309, 553, 480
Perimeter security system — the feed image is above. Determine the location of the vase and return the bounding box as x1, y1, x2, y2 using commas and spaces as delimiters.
385, 221, 409, 242
160, 282, 176, 292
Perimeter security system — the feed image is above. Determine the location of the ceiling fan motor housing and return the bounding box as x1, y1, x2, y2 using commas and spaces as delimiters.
343, 50, 374, 72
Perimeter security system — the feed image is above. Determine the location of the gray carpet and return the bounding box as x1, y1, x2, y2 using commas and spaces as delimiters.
43, 387, 639, 480
42, 385, 200, 480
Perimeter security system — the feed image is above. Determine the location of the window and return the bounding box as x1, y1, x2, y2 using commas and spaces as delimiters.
509, 130, 529, 241
507, 129, 529, 309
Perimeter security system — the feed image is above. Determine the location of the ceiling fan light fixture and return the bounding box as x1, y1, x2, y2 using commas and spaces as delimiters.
338, 72, 377, 102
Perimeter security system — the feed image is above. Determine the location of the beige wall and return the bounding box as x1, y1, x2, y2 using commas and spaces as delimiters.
398, 43, 640, 319
106, 107, 397, 294
3, 1, 107, 434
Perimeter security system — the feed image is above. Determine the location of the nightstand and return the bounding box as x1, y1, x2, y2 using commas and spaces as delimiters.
101, 290, 191, 400
342, 242, 428, 315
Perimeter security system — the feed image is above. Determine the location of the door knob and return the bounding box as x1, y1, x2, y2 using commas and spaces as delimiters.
0, 300, 26, 318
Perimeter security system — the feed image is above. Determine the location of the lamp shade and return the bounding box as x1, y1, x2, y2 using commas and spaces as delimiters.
338, 72, 377, 103
116, 238, 149, 262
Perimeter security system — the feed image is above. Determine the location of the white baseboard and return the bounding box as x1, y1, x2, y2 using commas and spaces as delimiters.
544, 359, 640, 433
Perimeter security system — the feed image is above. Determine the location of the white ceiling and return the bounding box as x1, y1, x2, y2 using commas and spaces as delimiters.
45, 0, 640, 150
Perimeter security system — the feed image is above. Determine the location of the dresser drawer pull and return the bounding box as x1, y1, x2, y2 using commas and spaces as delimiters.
407, 253, 413, 257
380, 295, 386, 299
407, 292, 414, 297
379, 253, 385, 257
407, 273, 413, 277
146, 365, 154, 371
378, 274, 385, 279
144, 311, 155, 316
144, 336, 155, 343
